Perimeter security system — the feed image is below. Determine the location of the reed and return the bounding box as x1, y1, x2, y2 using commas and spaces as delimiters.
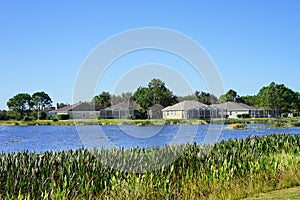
0, 134, 299, 199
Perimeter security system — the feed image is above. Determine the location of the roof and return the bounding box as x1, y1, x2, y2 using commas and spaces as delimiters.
148, 104, 164, 110
50, 102, 98, 112
162, 100, 207, 111
212, 102, 256, 110
104, 101, 140, 110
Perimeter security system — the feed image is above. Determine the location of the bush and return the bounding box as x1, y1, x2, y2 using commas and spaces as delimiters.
52, 118, 58, 122
282, 113, 288, 118
23, 116, 34, 121
237, 114, 250, 118
38, 112, 47, 120
56, 114, 70, 120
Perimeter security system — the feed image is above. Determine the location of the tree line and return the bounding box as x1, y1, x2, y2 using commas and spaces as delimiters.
6, 92, 53, 120
4, 79, 300, 120
92, 80, 300, 117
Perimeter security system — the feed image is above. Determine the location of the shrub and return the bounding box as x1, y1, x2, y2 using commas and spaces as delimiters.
282, 113, 288, 118
56, 114, 70, 120
38, 112, 47, 120
23, 116, 34, 121
52, 118, 58, 122
237, 114, 250, 118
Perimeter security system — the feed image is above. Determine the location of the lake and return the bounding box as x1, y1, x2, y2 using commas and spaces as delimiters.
1, 124, 300, 153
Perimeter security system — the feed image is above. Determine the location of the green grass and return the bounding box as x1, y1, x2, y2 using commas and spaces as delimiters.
0, 118, 209, 126
0, 117, 300, 127
244, 186, 300, 200
0, 134, 300, 199
227, 123, 247, 129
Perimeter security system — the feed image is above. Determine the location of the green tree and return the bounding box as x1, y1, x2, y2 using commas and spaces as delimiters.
195, 91, 218, 105
238, 95, 258, 107
56, 102, 70, 109
32, 91, 52, 111
177, 94, 198, 102
134, 79, 178, 109
218, 89, 238, 103
111, 95, 123, 105
295, 92, 300, 115
92, 92, 111, 108
7, 93, 32, 119
121, 92, 133, 102
256, 82, 298, 113
111, 92, 134, 105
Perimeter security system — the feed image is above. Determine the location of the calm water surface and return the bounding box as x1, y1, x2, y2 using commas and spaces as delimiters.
0, 124, 300, 153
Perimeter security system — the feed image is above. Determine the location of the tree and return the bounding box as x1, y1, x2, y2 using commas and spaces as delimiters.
218, 89, 238, 103
226, 89, 238, 102
121, 92, 133, 102
134, 87, 152, 109
195, 91, 218, 105
238, 95, 258, 107
134, 79, 178, 109
177, 94, 198, 102
56, 102, 70, 109
0, 110, 7, 120
111, 92, 134, 105
7, 93, 32, 119
32, 91, 52, 111
256, 82, 298, 113
92, 92, 111, 108
111, 95, 123, 105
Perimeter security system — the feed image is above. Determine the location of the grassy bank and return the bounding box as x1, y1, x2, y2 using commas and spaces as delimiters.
0, 118, 209, 126
244, 186, 300, 200
0, 134, 300, 199
0, 117, 300, 127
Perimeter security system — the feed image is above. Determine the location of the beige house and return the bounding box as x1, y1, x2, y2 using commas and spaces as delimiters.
162, 100, 208, 119
49, 102, 100, 119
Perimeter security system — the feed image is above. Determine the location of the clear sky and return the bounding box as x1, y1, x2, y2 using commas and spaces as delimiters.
1, 0, 300, 109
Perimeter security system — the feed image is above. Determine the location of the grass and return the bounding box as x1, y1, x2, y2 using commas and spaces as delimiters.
0, 117, 300, 127
0, 134, 300, 199
244, 186, 300, 200
0, 118, 209, 126
227, 123, 247, 129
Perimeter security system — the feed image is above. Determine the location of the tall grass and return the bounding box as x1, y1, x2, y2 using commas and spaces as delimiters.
0, 134, 300, 199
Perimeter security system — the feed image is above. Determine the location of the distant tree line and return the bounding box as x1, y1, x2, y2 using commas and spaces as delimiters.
6, 92, 53, 120
4, 80, 300, 120
91, 80, 300, 117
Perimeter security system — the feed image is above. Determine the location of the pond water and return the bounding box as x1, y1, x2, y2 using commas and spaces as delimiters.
0, 124, 300, 153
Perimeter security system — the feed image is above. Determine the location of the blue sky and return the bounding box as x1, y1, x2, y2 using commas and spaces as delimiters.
1, 1, 300, 109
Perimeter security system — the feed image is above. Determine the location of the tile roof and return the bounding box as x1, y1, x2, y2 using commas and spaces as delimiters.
162, 100, 207, 111
212, 102, 256, 110
104, 101, 140, 110
50, 102, 98, 112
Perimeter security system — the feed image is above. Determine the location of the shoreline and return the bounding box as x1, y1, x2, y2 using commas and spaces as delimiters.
0, 117, 300, 127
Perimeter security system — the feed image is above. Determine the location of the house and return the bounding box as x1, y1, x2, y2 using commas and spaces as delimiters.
100, 101, 140, 119
212, 102, 262, 118
162, 100, 208, 119
49, 102, 100, 119
147, 104, 164, 119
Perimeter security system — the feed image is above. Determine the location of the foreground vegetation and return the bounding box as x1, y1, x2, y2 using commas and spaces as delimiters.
0, 134, 299, 199
244, 186, 300, 200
